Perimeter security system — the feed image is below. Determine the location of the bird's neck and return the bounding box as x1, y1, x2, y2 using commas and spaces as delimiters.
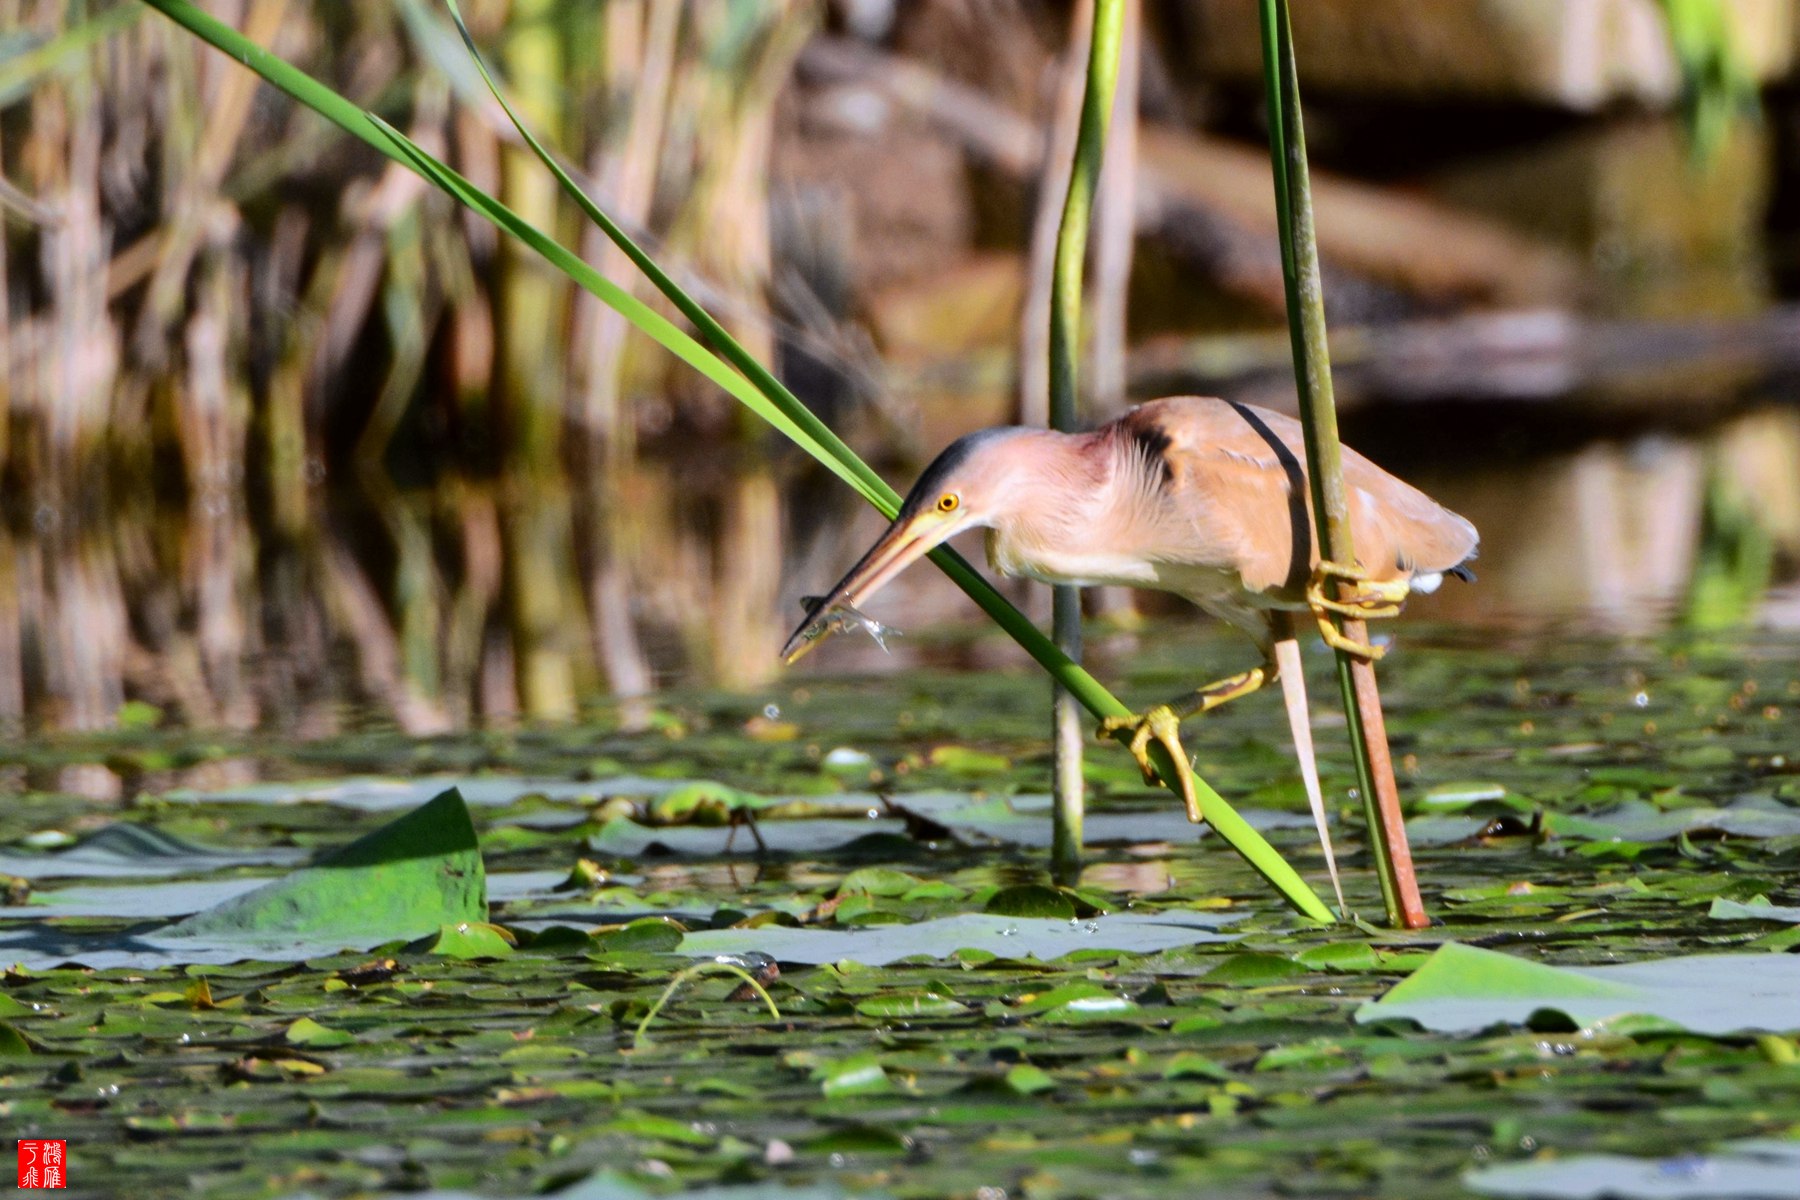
982, 428, 1140, 585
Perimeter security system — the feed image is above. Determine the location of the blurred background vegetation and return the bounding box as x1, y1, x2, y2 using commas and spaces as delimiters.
3, 0, 1799, 744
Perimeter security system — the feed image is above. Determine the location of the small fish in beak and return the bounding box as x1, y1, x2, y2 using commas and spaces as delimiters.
783, 596, 903, 663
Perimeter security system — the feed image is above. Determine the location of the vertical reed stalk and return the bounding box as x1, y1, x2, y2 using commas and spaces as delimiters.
1048, 0, 1125, 878
1257, 0, 1426, 928
572, 0, 680, 452
1018, 0, 1090, 431
1088, 0, 1138, 422
497, 0, 566, 468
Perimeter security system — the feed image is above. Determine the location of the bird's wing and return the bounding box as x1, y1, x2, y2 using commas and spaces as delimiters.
1116, 397, 1313, 594
1118, 397, 1478, 595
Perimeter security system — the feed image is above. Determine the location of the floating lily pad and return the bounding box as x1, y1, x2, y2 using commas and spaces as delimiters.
1709, 896, 1800, 923
158, 775, 655, 810
1464, 1138, 1800, 1199
1358, 943, 1800, 1035
892, 791, 1312, 848
589, 816, 906, 858
0, 823, 305, 880
160, 788, 484, 948
1544, 799, 1800, 843
412, 1174, 892, 1200
677, 911, 1238, 966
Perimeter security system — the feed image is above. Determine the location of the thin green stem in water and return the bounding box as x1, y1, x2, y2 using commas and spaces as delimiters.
1046, 0, 1126, 878
633, 962, 782, 1050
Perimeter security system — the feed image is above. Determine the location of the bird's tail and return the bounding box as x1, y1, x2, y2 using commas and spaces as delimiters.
1273, 635, 1346, 917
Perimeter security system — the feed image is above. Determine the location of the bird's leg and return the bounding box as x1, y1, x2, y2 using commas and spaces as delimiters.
1306, 559, 1411, 660
1096, 664, 1268, 823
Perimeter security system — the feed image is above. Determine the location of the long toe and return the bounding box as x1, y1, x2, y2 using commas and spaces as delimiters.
1150, 723, 1202, 823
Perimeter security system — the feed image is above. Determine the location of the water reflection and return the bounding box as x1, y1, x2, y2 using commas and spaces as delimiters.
4, 401, 1797, 735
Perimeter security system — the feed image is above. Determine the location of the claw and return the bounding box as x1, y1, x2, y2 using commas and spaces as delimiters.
1312, 608, 1388, 660
1308, 559, 1405, 660
1098, 704, 1202, 823
1309, 558, 1410, 617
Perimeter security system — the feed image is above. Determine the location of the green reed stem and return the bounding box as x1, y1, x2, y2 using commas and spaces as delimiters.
1045, 0, 1124, 879
1258, 0, 1415, 925
139, 0, 1330, 922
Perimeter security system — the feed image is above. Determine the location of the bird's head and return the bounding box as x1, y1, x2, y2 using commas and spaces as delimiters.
781, 427, 1043, 662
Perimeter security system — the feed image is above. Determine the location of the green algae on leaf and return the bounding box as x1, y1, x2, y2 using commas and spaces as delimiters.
984, 884, 1077, 920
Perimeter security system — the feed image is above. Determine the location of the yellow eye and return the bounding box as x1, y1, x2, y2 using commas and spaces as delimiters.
937, 493, 960, 513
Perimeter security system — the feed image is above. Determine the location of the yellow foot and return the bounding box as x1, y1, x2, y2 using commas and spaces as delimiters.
1097, 704, 1202, 824
1307, 559, 1409, 660
1309, 558, 1411, 616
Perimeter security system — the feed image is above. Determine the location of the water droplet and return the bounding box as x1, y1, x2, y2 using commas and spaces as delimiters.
1634, 691, 1650, 708
1000, 925, 1018, 937
1084, 921, 1099, 933
866, 808, 879, 819
763, 704, 781, 720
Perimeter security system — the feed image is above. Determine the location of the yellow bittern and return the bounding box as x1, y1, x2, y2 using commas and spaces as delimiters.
784, 396, 1478, 891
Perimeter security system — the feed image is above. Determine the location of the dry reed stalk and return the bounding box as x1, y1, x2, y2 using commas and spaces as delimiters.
1018, 0, 1093, 429
668, 1, 814, 687
444, 479, 506, 725
495, 0, 567, 468
356, 112, 445, 470
0, 123, 13, 475
322, 534, 451, 735
260, 207, 314, 535
36, 526, 128, 731
134, 0, 289, 374
182, 253, 259, 729
0, 526, 23, 727
574, 466, 654, 730
502, 476, 580, 720
572, 0, 681, 451
35, 58, 117, 478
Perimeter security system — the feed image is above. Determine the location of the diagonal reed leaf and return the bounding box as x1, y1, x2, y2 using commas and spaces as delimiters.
139, 0, 1330, 922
